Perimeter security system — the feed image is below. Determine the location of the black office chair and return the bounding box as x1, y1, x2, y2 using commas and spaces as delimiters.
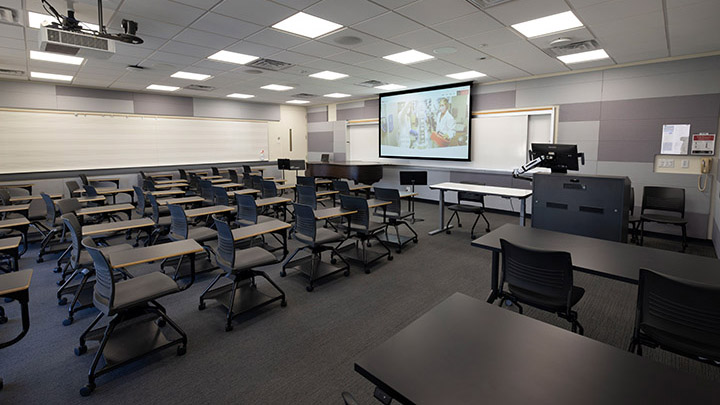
211, 167, 221, 177
146, 193, 171, 244
498, 239, 585, 334
199, 179, 215, 206
228, 169, 241, 184
281, 203, 349, 291
261, 180, 279, 198
243, 165, 253, 174
179, 168, 188, 180
66, 180, 82, 197
338, 195, 392, 273
251, 175, 264, 191
628, 268, 720, 364
36, 193, 68, 263
235, 194, 274, 227
77, 237, 187, 396
164, 204, 216, 278
198, 216, 285, 331
56, 213, 132, 326
332, 180, 352, 196
297, 185, 319, 209
628, 187, 641, 244
79, 174, 90, 186
373, 187, 418, 253
142, 178, 156, 192
297, 176, 315, 188
133, 186, 151, 218
445, 188, 491, 239
639, 186, 688, 252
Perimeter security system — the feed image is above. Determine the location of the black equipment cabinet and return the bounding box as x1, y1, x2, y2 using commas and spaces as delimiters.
532, 173, 631, 242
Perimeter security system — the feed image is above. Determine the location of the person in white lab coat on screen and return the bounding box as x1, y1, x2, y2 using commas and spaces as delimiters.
435, 97, 455, 146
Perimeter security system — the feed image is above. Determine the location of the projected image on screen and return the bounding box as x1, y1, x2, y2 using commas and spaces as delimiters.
379, 83, 471, 161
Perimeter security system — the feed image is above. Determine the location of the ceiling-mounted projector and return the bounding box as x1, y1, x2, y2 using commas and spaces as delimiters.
36, 0, 143, 59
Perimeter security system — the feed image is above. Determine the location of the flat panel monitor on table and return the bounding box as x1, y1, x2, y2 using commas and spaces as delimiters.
379, 82, 472, 161
530, 143, 583, 173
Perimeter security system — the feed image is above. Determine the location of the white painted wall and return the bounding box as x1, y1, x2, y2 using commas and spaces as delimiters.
268, 105, 308, 184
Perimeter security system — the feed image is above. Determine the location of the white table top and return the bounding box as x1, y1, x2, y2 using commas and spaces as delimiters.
429, 182, 532, 198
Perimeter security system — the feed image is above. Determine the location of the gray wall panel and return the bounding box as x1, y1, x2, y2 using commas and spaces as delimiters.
56, 95, 134, 113
472, 90, 516, 111
336, 105, 377, 121
307, 111, 328, 123
558, 102, 602, 122
714, 217, 720, 257
133, 93, 194, 116
0, 80, 57, 110
192, 98, 280, 121
308, 131, 334, 152
599, 117, 719, 141
600, 94, 720, 120
598, 139, 661, 162
56, 86, 133, 100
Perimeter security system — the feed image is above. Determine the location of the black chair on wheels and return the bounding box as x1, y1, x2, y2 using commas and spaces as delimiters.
628, 268, 720, 364
36, 193, 68, 263
445, 187, 491, 239
281, 203, 349, 292
373, 187, 418, 253
338, 195, 392, 273
497, 239, 585, 335
198, 217, 286, 331
76, 237, 187, 396
628, 187, 641, 244
163, 204, 216, 278
639, 186, 688, 252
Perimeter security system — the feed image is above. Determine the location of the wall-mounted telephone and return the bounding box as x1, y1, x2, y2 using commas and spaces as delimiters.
698, 157, 712, 191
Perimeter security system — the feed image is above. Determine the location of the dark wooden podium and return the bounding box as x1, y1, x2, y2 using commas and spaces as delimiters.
306, 161, 383, 185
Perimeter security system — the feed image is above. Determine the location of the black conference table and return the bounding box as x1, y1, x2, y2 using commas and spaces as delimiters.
472, 224, 720, 303
355, 292, 720, 405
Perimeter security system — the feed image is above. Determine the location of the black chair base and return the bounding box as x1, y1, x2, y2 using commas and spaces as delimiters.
378, 220, 418, 253
337, 233, 393, 273
75, 303, 187, 396
282, 247, 349, 291
498, 293, 584, 335
445, 210, 491, 239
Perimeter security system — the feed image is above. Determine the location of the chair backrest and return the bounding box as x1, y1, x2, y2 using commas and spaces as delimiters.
340, 194, 370, 229
321, 153, 330, 163
199, 179, 214, 200
213, 186, 230, 206
251, 175, 264, 190
235, 194, 258, 224
457, 182, 486, 205
642, 186, 685, 217
168, 204, 189, 240
0, 189, 10, 205
66, 180, 80, 195
188, 174, 200, 193
41, 193, 58, 227
630, 186, 636, 216
56, 198, 81, 215
61, 213, 83, 268
139, 171, 147, 179
332, 180, 351, 195
212, 167, 220, 176
500, 239, 574, 306
297, 176, 315, 187
84, 184, 99, 197
241, 173, 253, 188
147, 193, 162, 223
228, 169, 240, 184
143, 178, 156, 191
213, 215, 235, 273
373, 187, 403, 214
261, 180, 278, 198
297, 185, 318, 209
82, 237, 115, 314
293, 203, 316, 240
636, 268, 720, 356
243, 165, 252, 174
79, 174, 90, 186
179, 168, 188, 180
133, 186, 146, 216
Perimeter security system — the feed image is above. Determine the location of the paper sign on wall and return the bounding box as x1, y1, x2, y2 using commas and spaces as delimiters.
661, 124, 690, 155
691, 133, 716, 155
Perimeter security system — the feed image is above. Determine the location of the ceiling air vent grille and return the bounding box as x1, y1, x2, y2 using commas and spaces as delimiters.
0, 68, 25, 76
356, 80, 385, 88
546, 40, 600, 57
184, 84, 215, 92
246, 58, 293, 71
465, 0, 515, 9
291, 93, 317, 98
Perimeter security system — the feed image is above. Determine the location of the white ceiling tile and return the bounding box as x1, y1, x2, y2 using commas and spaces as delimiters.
267, 51, 319, 65
1, 36, 25, 50
213, 0, 295, 26
566, 0, 612, 7
271, 0, 322, 9
133, 35, 170, 51
118, 0, 206, 26
244, 28, 309, 49
191, 12, 263, 39
483, 41, 569, 75
147, 51, 201, 66
565, 58, 616, 70
169, 0, 223, 10
174, 28, 237, 49
352, 12, 423, 38
431, 11, 503, 39
356, 57, 406, 72
483, 0, 570, 26
668, 1, 720, 55
456, 28, 523, 49
367, 0, 418, 8
226, 41, 282, 57
325, 50, 376, 65
317, 28, 381, 49
0, 23, 23, 40
0, 46, 26, 60
289, 41, 345, 58
395, 0, 478, 26
305, 0, 386, 26
576, 0, 662, 26
353, 40, 407, 57
160, 40, 216, 58
390, 28, 450, 49
114, 43, 156, 58
413, 59, 466, 75
109, 14, 185, 39
470, 58, 528, 80
527, 28, 596, 49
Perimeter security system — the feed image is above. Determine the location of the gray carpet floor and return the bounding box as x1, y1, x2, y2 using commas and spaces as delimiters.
1, 201, 718, 404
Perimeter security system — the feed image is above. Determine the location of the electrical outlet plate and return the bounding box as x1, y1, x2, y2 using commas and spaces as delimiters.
681, 159, 689, 168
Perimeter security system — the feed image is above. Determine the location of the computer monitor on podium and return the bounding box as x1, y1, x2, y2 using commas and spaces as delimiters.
530, 144, 584, 174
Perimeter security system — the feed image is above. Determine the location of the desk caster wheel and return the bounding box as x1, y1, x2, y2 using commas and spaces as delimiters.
62, 317, 73, 326
37, 257, 44, 263
225, 324, 233, 332
0, 377, 4, 391
74, 345, 87, 356
58, 297, 67, 306
306, 285, 314, 292
80, 383, 95, 397
280, 270, 286, 277
156, 318, 166, 327
330, 258, 337, 264
471, 234, 477, 239
388, 255, 394, 261
396, 249, 401, 254
458, 223, 462, 228
53, 266, 61, 273
281, 299, 287, 307
177, 346, 186, 356
0, 316, 7, 324
413, 238, 418, 243
344, 270, 350, 277
446, 230, 451, 234
364, 268, 371, 274
198, 302, 206, 310
56, 279, 64, 286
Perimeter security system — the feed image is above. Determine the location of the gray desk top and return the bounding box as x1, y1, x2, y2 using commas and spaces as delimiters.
0, 204, 30, 213
0, 236, 22, 249
0, 217, 30, 228
430, 182, 532, 198
0, 269, 32, 296
230, 188, 260, 196
76, 203, 134, 216
472, 224, 720, 285
255, 197, 291, 207
108, 239, 204, 268
184, 205, 232, 218
314, 207, 356, 220
355, 292, 720, 405
82, 218, 155, 236
157, 196, 204, 206
366, 199, 391, 208
231, 220, 291, 241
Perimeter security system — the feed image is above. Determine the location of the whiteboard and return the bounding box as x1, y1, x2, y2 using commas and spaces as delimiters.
0, 110, 269, 174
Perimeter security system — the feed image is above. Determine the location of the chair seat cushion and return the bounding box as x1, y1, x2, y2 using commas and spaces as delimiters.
236, 215, 274, 227
447, 203, 484, 213
295, 227, 343, 247
340, 220, 386, 234
507, 284, 585, 313
641, 214, 687, 225
108, 272, 179, 312
379, 210, 413, 220
187, 226, 216, 243
232, 246, 277, 271
156, 215, 171, 227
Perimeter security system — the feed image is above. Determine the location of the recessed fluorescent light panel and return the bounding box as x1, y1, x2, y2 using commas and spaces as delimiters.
375, 84, 406, 91
261, 84, 293, 91
30, 50, 83, 65
286, 100, 310, 104
324, 93, 351, 98
446, 71, 486, 80
207, 50, 259, 65
30, 71, 73, 81
171, 71, 212, 81
309, 71, 348, 80
272, 12, 343, 38
227, 93, 255, 99
557, 49, 610, 64
511, 11, 583, 38
146, 84, 180, 91
383, 50, 434, 64
28, 11, 99, 31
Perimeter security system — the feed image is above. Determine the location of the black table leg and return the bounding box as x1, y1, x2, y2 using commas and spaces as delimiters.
486, 251, 500, 303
